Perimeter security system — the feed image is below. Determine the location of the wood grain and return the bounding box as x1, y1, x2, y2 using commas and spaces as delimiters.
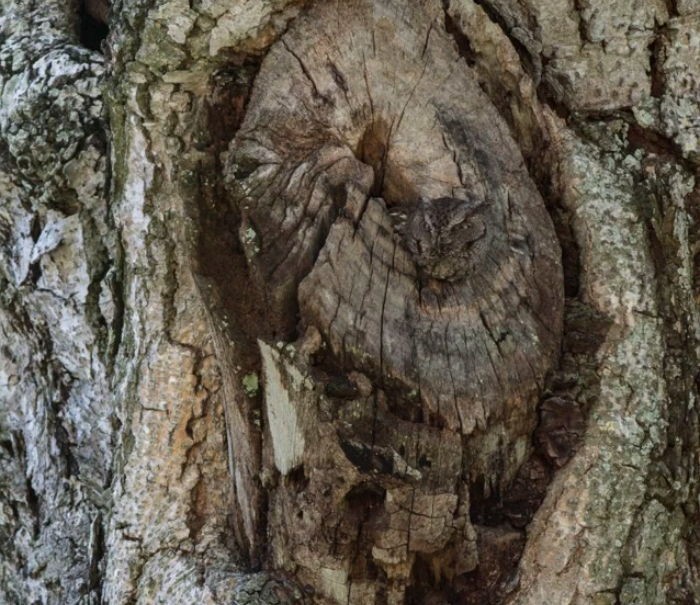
225, 0, 563, 601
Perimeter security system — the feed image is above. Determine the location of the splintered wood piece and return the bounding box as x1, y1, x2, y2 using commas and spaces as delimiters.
259, 343, 475, 604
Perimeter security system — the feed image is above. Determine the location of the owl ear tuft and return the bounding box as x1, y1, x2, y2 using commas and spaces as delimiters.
462, 194, 486, 213
418, 197, 436, 231
446, 195, 485, 228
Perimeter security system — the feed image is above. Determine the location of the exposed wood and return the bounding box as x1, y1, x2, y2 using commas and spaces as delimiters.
226, 1, 563, 601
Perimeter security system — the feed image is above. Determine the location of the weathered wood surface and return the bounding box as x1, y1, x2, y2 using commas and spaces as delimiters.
228, 0, 563, 476
226, 0, 563, 602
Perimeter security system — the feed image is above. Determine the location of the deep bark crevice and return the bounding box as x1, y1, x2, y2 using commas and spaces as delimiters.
442, 2, 477, 67
470, 0, 540, 82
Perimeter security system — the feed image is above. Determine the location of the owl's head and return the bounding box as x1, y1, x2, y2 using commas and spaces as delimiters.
400, 194, 489, 281
402, 198, 440, 266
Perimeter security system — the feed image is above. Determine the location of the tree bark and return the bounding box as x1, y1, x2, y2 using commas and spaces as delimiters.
0, 0, 698, 604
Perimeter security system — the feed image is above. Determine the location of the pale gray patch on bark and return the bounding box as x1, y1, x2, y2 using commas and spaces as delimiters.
0, 1, 115, 603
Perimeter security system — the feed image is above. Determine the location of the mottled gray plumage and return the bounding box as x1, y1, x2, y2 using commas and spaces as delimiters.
401, 195, 489, 281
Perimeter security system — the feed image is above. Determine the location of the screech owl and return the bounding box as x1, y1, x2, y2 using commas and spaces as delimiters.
400, 195, 489, 281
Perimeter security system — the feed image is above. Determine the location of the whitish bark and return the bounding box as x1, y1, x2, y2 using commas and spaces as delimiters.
0, 1, 112, 602
0, 0, 698, 604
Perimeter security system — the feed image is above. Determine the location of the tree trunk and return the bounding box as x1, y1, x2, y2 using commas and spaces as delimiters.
1, 0, 698, 604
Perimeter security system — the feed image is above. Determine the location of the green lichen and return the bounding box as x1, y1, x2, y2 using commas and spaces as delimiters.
242, 372, 259, 397
241, 226, 260, 256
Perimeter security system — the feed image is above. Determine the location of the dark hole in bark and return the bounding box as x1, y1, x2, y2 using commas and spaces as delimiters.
110, 413, 122, 432
12, 430, 26, 458
534, 201, 581, 298
500, 455, 551, 528
343, 483, 389, 591
344, 482, 386, 513
285, 465, 308, 492
469, 478, 506, 526
555, 209, 581, 297
348, 552, 385, 586
627, 123, 687, 164
208, 59, 264, 150
205, 58, 307, 342
686, 186, 700, 300
79, 1, 109, 53
197, 61, 269, 342
562, 299, 612, 357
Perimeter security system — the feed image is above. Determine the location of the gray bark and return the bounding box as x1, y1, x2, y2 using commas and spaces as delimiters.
0, 0, 698, 604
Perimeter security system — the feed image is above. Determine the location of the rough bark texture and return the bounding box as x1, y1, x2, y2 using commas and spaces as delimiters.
0, 1, 112, 602
0, 0, 698, 604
